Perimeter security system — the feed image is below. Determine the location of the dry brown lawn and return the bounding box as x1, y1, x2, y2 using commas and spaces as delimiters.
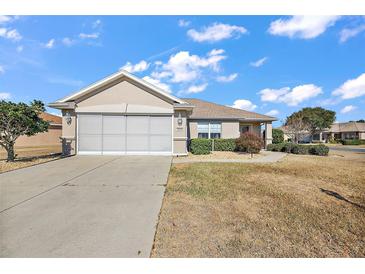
152, 150, 365, 257
0, 145, 62, 173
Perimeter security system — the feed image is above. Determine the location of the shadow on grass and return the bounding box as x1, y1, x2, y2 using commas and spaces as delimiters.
320, 188, 365, 210
0, 153, 62, 162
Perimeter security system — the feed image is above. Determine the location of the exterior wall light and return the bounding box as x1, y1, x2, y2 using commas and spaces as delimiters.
65, 111, 72, 125
177, 112, 183, 126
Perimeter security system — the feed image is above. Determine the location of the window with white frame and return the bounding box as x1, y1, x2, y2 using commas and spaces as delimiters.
197, 121, 221, 139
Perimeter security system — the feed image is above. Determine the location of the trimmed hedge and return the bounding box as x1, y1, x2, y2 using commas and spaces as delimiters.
340, 139, 365, 145
308, 144, 329, 156
190, 139, 212, 155
267, 143, 329, 156
213, 138, 236, 151
272, 128, 284, 144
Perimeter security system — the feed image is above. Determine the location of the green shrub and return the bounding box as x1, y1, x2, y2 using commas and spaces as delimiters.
282, 142, 296, 153
235, 132, 263, 154
213, 138, 236, 151
272, 128, 284, 144
341, 139, 365, 145
291, 144, 309, 154
190, 139, 212, 155
267, 143, 285, 152
308, 144, 329, 156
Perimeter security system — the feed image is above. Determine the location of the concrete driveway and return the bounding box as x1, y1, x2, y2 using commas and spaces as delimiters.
0, 155, 171, 257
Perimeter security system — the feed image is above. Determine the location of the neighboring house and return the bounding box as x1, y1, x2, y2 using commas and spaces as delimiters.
279, 121, 365, 143
49, 70, 276, 156
278, 125, 312, 143
15, 112, 62, 147
322, 122, 365, 141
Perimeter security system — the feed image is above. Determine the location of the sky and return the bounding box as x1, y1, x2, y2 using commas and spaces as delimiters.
0, 15, 364, 126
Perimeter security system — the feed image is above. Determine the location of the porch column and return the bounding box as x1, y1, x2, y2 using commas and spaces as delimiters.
265, 122, 273, 148
319, 131, 323, 143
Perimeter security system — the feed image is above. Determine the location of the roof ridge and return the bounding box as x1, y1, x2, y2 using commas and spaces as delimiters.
183, 97, 276, 119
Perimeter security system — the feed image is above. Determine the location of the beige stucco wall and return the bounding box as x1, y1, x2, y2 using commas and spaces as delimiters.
61, 109, 77, 156
15, 125, 62, 147
173, 110, 188, 154
77, 79, 173, 110
222, 121, 240, 138
360, 132, 365, 140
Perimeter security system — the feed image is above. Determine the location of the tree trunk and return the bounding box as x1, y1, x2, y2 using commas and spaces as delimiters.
6, 144, 15, 162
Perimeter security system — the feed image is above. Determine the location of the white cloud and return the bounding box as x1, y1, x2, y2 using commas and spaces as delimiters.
79, 33, 99, 39
0, 15, 12, 24
208, 48, 225, 56
187, 22, 247, 42
0, 65, 4, 74
268, 16, 340, 39
0, 28, 22, 41
259, 84, 322, 106
16, 45, 23, 52
231, 99, 257, 111
92, 19, 102, 29
121, 60, 150, 73
0, 92, 11, 100
186, 83, 208, 94
341, 105, 357, 114
178, 19, 191, 27
155, 50, 226, 83
250, 57, 268, 67
265, 109, 279, 116
62, 37, 74, 46
216, 73, 238, 82
44, 39, 55, 49
142, 76, 171, 93
339, 24, 365, 43
332, 73, 365, 99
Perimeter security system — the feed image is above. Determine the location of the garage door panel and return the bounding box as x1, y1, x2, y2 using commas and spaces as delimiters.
78, 114, 172, 155
126, 135, 149, 151
103, 115, 126, 134
150, 135, 171, 152
126, 116, 149, 134
78, 135, 102, 152
79, 115, 102, 135
102, 135, 126, 152
150, 116, 171, 134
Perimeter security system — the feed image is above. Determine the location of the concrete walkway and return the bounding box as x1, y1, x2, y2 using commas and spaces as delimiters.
329, 146, 365, 153
0, 156, 171, 258
173, 151, 286, 164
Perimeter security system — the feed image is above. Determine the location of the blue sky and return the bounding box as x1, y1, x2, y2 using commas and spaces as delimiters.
0, 15, 364, 126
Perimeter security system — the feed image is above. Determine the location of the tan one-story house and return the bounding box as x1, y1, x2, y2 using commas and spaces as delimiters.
49, 70, 276, 156
279, 121, 365, 143
15, 112, 62, 147
322, 122, 365, 141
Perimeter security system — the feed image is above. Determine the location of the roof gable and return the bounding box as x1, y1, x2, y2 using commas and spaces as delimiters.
183, 98, 276, 121
54, 70, 186, 105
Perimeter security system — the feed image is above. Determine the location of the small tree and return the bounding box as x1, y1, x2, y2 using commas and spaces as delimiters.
285, 112, 309, 143
235, 132, 263, 158
272, 128, 284, 144
301, 107, 336, 141
0, 100, 49, 162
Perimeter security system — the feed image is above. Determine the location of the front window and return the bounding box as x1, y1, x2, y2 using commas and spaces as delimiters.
209, 122, 221, 139
197, 121, 221, 139
197, 122, 209, 138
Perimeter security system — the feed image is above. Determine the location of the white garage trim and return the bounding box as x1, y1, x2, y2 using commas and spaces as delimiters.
76, 113, 173, 156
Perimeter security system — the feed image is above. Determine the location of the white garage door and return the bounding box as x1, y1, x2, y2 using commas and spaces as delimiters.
78, 114, 172, 155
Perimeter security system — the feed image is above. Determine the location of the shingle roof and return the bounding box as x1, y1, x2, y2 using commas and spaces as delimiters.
39, 112, 62, 125
328, 122, 365, 132
182, 98, 276, 121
